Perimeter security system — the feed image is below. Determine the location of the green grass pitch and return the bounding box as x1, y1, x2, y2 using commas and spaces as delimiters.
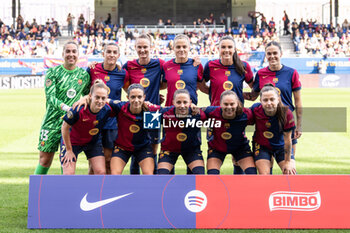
0, 88, 349, 233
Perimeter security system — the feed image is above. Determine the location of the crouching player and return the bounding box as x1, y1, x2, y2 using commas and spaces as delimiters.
108, 84, 160, 175
157, 89, 205, 175
251, 84, 296, 175
60, 80, 111, 175
203, 90, 257, 175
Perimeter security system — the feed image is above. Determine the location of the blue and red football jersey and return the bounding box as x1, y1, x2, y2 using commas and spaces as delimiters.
253, 65, 301, 111
160, 107, 206, 153
63, 105, 113, 145
162, 58, 203, 106
122, 58, 164, 105
203, 59, 253, 106
87, 63, 129, 129
203, 106, 254, 152
109, 101, 161, 151
251, 103, 295, 150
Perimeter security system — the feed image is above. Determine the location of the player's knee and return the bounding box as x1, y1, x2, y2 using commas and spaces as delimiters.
191, 166, 205, 174
93, 168, 106, 175
157, 168, 170, 174
244, 167, 257, 174
207, 168, 220, 175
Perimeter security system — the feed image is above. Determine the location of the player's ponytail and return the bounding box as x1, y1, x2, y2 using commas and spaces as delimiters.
219, 36, 246, 77
260, 84, 288, 131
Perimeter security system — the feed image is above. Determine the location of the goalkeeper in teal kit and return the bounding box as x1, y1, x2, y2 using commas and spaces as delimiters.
34, 41, 90, 174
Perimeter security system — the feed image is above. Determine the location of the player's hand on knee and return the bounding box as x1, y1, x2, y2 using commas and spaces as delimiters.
62, 151, 76, 165
294, 128, 302, 139
282, 161, 296, 175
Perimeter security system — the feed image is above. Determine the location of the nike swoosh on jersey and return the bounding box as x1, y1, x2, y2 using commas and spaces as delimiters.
167, 67, 173, 71
80, 192, 133, 211
82, 118, 89, 122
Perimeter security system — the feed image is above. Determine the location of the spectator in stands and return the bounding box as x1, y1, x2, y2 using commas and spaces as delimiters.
299, 18, 306, 30
220, 13, 226, 25
260, 15, 268, 30
283, 10, 290, 35
67, 13, 74, 36
158, 19, 164, 26
209, 13, 215, 25
125, 28, 134, 40
342, 19, 349, 30
105, 13, 111, 25
232, 17, 239, 29
165, 19, 173, 26
78, 14, 85, 30
268, 17, 275, 32
248, 11, 261, 31
307, 18, 317, 31
291, 19, 299, 38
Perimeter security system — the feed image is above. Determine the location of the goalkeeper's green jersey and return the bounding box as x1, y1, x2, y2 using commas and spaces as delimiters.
40, 65, 90, 130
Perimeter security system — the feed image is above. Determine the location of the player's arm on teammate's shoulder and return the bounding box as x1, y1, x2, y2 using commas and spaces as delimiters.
197, 80, 209, 94
282, 130, 296, 175
293, 90, 302, 139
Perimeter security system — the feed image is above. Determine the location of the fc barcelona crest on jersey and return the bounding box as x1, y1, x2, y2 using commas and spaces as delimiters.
225, 71, 231, 76
273, 78, 278, 83
141, 68, 147, 74
77, 79, 83, 85
265, 122, 271, 128
140, 78, 150, 88
175, 80, 186, 89
177, 69, 183, 75
223, 81, 233, 90
105, 76, 110, 82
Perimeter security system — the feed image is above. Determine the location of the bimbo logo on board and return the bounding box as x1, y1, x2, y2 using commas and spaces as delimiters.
184, 190, 207, 213
269, 191, 321, 211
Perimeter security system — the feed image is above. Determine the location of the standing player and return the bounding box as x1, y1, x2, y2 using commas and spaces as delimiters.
35, 41, 90, 175
162, 34, 208, 106
203, 91, 257, 174
84, 42, 129, 174
203, 35, 254, 174
251, 84, 296, 175
61, 80, 111, 175
245, 41, 302, 162
203, 36, 254, 106
122, 34, 164, 174
109, 84, 160, 175
157, 89, 205, 175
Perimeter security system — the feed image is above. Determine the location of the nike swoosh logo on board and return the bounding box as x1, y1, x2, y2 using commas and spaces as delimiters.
80, 192, 133, 211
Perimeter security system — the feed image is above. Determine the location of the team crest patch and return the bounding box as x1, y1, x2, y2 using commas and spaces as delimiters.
93, 120, 99, 125
223, 81, 233, 90
208, 149, 213, 154
177, 69, 183, 75
105, 76, 110, 82
140, 78, 150, 88
273, 78, 278, 83
141, 68, 147, 74
41, 141, 45, 146
129, 124, 140, 133
175, 80, 186, 89
66, 88, 77, 98
221, 132, 232, 140
77, 79, 83, 85
89, 128, 99, 136
265, 122, 271, 128
67, 110, 73, 119
45, 79, 52, 87
224, 123, 230, 128
225, 71, 231, 76
255, 150, 260, 156
114, 146, 120, 153
176, 133, 187, 142
263, 131, 274, 139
